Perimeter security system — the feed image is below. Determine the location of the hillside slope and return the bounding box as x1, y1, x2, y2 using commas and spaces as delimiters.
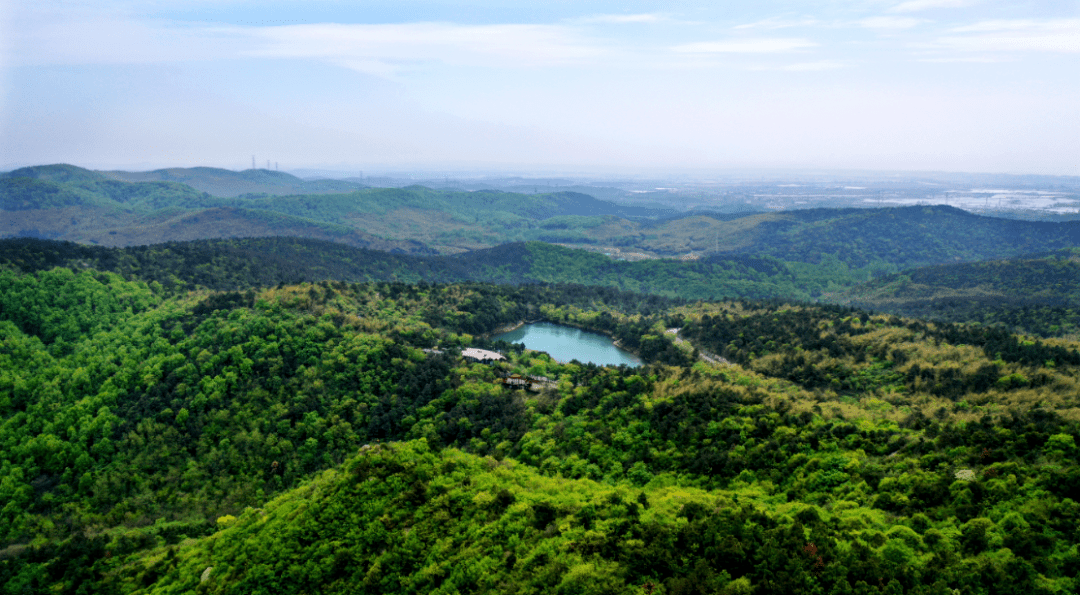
0, 237, 875, 302
101, 166, 366, 197
7, 236, 1080, 342
836, 249, 1080, 337
714, 206, 1080, 268
2, 264, 1079, 593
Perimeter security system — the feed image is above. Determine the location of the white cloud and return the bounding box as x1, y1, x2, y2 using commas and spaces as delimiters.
781, 60, 847, 71
673, 38, 817, 54
244, 22, 604, 75
5, 2, 1080, 175
890, 0, 977, 13
733, 17, 820, 30
745, 60, 847, 71
917, 56, 1013, 63
858, 16, 924, 29
3, 15, 239, 67
2, 12, 607, 75
949, 19, 1078, 34
735, 15, 924, 32
934, 19, 1080, 53
573, 13, 665, 25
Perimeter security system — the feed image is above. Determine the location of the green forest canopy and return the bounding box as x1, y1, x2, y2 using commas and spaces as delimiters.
0, 237, 877, 304
4, 236, 1076, 340
1, 257, 1080, 594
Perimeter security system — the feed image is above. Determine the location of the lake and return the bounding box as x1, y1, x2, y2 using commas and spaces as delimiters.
493, 322, 642, 367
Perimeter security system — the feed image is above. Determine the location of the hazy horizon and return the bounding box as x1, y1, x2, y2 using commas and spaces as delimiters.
2, 1, 1078, 176
6, 163, 1080, 188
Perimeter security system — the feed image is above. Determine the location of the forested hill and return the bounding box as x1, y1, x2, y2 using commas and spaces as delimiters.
708, 205, 1080, 268
6, 165, 1080, 265
1, 167, 211, 211
2, 164, 366, 198
2, 260, 1080, 593
837, 248, 1080, 337
0, 165, 667, 251
0, 237, 875, 301
100, 166, 366, 197
8, 234, 1080, 340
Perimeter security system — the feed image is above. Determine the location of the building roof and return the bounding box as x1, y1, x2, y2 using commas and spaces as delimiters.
461, 348, 505, 361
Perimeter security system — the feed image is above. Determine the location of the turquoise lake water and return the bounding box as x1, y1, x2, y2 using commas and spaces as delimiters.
493, 322, 642, 367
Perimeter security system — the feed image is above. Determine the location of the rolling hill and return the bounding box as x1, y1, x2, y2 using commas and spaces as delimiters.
0, 165, 668, 253
0, 237, 873, 302
101, 166, 367, 197
6, 165, 1080, 269
836, 249, 1080, 337
714, 206, 1080, 268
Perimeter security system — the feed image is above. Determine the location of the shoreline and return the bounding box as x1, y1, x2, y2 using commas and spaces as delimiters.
487, 319, 545, 337
489, 319, 645, 364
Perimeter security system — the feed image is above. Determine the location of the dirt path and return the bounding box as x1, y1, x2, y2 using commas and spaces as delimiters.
666, 328, 732, 365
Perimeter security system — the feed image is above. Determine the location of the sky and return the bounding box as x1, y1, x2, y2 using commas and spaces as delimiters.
1, 0, 1078, 176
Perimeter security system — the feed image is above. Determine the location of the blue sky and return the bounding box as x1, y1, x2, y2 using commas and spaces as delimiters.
1, 1, 1077, 175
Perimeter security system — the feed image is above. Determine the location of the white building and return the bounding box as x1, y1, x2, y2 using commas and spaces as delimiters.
461, 348, 505, 363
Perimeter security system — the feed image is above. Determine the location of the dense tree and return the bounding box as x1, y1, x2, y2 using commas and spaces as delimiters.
2, 259, 1079, 594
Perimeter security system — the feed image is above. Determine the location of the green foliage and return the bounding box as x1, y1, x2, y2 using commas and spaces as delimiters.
680, 302, 1080, 398
1, 165, 213, 212
0, 178, 96, 211
120, 440, 1080, 595
1, 260, 1079, 594
101, 165, 365, 197
0, 267, 161, 344
841, 250, 1080, 337
735, 205, 1080, 269
0, 237, 876, 303
1, 164, 108, 185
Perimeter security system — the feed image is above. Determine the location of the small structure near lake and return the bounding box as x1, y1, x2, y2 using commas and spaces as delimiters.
496, 373, 557, 392
500, 374, 530, 389
461, 348, 505, 363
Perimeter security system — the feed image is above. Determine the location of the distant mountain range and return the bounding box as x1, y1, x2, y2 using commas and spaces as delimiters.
6, 164, 1080, 267
0, 164, 671, 253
